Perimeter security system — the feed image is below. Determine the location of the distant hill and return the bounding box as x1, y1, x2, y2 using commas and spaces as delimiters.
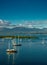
0, 27, 47, 36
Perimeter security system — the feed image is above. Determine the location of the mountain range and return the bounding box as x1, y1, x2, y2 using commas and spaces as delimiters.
0, 27, 47, 36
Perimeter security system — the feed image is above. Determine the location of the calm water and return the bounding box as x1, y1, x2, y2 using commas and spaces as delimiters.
0, 34, 47, 65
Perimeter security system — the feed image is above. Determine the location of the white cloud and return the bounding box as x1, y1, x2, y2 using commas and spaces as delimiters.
21, 20, 47, 28
0, 19, 11, 26
0, 19, 47, 29
12, 20, 47, 28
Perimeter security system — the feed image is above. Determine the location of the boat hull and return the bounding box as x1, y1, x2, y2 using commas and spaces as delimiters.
6, 49, 17, 53
13, 44, 22, 46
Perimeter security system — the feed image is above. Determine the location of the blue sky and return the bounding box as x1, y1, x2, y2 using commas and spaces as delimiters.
0, 0, 47, 28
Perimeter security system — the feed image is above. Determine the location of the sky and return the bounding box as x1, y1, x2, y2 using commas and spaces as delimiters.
0, 0, 47, 28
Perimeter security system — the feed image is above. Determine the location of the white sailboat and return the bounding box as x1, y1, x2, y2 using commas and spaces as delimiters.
12, 36, 22, 46
6, 40, 17, 53
12, 39, 16, 46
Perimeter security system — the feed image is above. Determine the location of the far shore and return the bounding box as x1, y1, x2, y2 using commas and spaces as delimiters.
0, 36, 38, 39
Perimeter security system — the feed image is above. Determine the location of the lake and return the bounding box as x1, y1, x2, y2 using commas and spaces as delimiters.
0, 34, 47, 65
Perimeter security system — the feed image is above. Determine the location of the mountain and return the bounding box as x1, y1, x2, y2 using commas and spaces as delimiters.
0, 27, 47, 36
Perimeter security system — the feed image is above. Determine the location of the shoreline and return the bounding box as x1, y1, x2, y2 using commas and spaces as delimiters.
0, 36, 38, 39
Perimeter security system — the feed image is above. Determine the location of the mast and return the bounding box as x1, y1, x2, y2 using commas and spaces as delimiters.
18, 35, 19, 44
12, 39, 16, 45
8, 40, 10, 49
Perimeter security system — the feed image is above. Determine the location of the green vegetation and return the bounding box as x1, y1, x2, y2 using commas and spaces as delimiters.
0, 36, 38, 39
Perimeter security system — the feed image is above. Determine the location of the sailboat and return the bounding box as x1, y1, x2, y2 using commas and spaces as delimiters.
12, 36, 22, 46
12, 39, 16, 46
6, 40, 17, 53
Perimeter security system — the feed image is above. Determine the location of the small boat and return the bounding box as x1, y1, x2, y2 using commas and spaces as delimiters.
12, 38, 22, 46
13, 44, 22, 46
6, 40, 17, 53
6, 49, 17, 53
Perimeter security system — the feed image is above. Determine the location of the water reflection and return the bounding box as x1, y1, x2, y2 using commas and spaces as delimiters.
2, 39, 4, 41
42, 38, 47, 48
7, 52, 17, 65
6, 38, 21, 65
42, 38, 45, 45
1, 35, 47, 65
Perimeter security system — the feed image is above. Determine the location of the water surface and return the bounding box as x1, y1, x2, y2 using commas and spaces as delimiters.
0, 34, 47, 65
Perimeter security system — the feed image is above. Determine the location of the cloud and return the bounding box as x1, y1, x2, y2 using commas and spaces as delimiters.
0, 19, 11, 26
0, 19, 47, 29
12, 20, 47, 28
20, 20, 47, 28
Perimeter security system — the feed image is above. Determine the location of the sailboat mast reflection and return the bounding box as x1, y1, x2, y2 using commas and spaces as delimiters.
13, 53, 15, 65
7, 52, 17, 65
42, 38, 45, 45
